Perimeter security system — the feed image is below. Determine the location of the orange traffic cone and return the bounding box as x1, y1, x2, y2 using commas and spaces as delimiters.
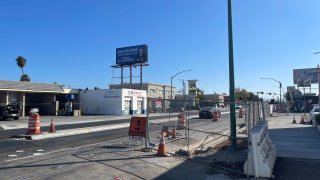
157, 132, 166, 156
172, 126, 177, 139
292, 116, 296, 124
49, 119, 56, 133
162, 130, 168, 137
300, 115, 305, 124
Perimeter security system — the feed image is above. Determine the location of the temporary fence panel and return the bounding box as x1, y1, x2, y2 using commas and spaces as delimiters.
145, 99, 268, 176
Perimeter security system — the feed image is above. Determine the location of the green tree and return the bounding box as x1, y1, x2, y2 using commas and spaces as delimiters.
235, 88, 249, 101
54, 81, 65, 88
248, 92, 259, 101
196, 88, 204, 100
284, 92, 292, 101
20, 74, 31, 82
16, 56, 27, 75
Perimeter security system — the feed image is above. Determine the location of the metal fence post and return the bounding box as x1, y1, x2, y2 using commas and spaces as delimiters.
262, 100, 266, 121
187, 100, 190, 157
145, 98, 149, 148
258, 102, 261, 121
248, 102, 251, 135
252, 102, 256, 126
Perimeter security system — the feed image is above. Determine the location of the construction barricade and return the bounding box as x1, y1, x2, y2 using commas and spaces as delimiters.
244, 121, 277, 178
177, 113, 186, 129
27, 108, 41, 134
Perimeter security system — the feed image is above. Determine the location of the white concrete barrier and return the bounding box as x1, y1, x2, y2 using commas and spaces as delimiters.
244, 121, 277, 178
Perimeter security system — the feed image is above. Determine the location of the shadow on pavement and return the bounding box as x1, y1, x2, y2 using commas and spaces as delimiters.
273, 157, 320, 180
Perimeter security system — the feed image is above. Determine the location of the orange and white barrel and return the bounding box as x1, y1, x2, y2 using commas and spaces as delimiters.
212, 111, 219, 121
177, 113, 186, 129
239, 108, 245, 118
27, 114, 41, 134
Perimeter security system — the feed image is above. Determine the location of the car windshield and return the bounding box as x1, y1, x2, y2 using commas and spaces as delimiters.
314, 108, 319, 112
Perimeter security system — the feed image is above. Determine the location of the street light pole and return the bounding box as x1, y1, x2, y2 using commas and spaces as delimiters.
169, 70, 191, 125
228, 0, 237, 149
314, 52, 320, 108
260, 77, 282, 105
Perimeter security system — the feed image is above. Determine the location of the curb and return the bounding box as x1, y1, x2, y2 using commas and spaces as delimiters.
29, 123, 130, 140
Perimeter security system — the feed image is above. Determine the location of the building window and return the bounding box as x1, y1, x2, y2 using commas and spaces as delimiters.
165, 90, 169, 94
150, 89, 156, 94
159, 90, 163, 94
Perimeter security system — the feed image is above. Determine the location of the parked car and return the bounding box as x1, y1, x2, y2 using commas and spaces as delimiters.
310, 105, 319, 123
167, 106, 184, 113
0, 103, 20, 120
199, 106, 221, 119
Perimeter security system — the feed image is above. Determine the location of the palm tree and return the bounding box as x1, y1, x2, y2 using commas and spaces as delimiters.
20, 74, 31, 82
16, 56, 27, 75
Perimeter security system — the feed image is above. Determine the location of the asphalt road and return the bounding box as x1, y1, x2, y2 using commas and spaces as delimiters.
0, 112, 233, 162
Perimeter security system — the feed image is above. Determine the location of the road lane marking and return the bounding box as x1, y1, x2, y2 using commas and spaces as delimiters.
4, 137, 129, 162
7, 154, 18, 158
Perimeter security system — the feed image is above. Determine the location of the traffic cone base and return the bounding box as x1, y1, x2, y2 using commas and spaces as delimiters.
49, 119, 56, 133
157, 133, 166, 156
172, 127, 177, 139
292, 116, 296, 124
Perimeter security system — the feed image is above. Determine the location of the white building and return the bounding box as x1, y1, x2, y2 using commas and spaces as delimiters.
80, 89, 147, 116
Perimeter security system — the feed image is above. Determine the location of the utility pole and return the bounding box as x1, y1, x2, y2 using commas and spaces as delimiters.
228, 0, 237, 149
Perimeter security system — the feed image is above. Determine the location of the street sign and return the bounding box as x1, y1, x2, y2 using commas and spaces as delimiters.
154, 100, 162, 108
116, 45, 148, 66
128, 116, 147, 137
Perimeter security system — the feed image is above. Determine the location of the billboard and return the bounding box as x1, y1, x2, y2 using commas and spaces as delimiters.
116, 45, 148, 65
293, 68, 319, 87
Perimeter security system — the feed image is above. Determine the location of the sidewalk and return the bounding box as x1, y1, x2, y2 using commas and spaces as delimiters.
268, 113, 320, 179
0, 113, 173, 130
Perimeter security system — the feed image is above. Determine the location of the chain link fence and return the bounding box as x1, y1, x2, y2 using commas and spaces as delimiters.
143, 98, 269, 177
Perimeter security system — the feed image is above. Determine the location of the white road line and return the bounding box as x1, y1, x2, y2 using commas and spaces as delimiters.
4, 137, 129, 162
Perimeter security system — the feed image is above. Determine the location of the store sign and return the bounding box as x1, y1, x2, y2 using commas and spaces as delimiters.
125, 90, 146, 97
103, 90, 121, 98
116, 45, 148, 65
154, 100, 162, 108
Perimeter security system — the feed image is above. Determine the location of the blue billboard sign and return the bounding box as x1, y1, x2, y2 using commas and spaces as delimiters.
116, 45, 148, 66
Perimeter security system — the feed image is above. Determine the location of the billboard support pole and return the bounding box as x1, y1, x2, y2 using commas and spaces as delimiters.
130, 65, 132, 89
140, 64, 143, 90
304, 87, 306, 116
121, 66, 124, 89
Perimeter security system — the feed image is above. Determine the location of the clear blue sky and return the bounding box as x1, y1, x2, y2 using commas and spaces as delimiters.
1, 0, 319, 98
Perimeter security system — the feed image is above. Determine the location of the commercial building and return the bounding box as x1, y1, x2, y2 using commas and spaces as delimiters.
79, 89, 147, 116
109, 83, 176, 100
0, 80, 78, 116
203, 94, 225, 107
